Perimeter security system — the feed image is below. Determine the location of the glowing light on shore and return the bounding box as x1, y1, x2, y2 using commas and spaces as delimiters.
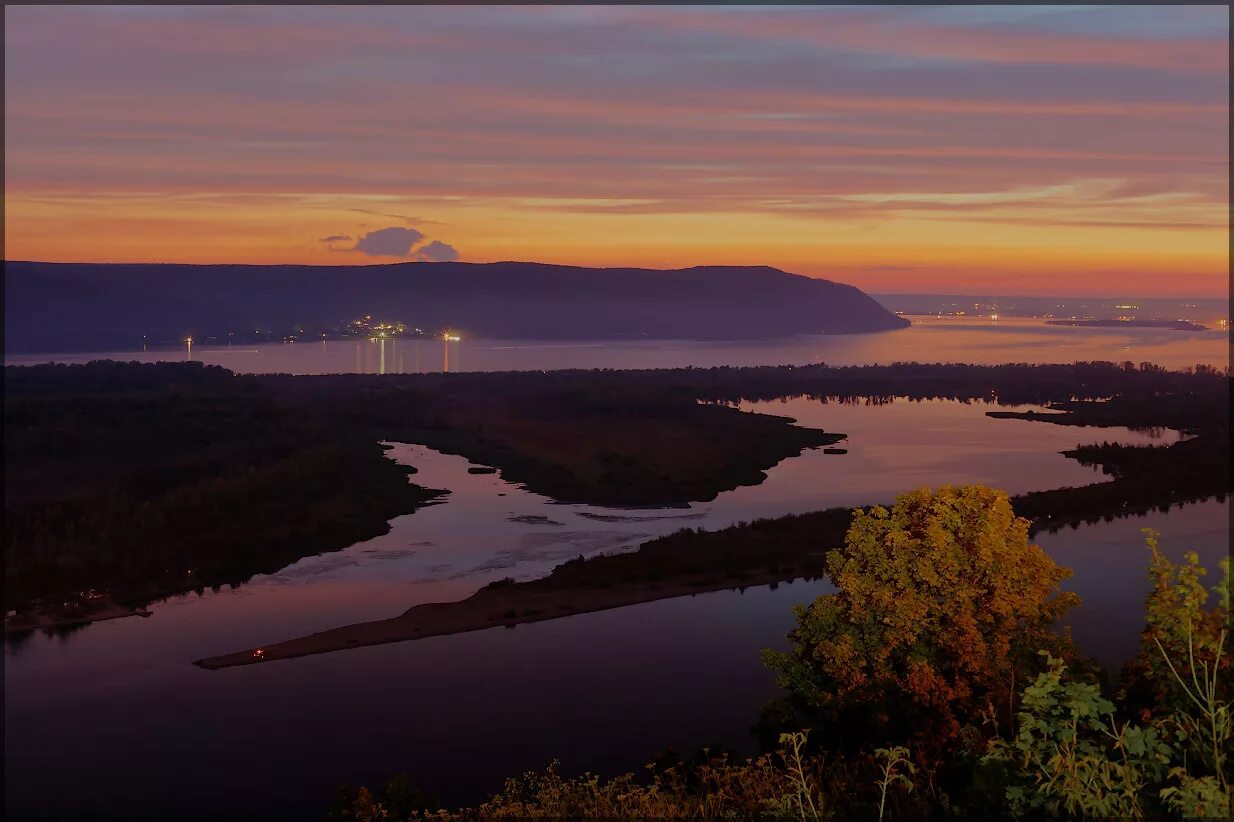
441, 332, 461, 372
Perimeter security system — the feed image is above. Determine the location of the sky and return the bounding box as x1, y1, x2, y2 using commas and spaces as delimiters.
3, 4, 1229, 297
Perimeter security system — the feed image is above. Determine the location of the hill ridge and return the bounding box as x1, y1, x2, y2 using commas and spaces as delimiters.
3, 259, 908, 352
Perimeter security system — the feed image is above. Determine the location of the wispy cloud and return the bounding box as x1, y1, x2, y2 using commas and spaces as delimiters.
346, 208, 448, 226
2, 5, 1226, 294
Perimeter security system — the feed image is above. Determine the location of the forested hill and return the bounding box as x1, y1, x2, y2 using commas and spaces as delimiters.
3, 260, 908, 352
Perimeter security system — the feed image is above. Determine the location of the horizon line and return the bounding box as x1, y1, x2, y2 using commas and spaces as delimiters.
5, 258, 1228, 302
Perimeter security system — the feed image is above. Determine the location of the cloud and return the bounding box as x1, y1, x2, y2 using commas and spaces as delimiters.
347, 208, 448, 226
319, 234, 351, 242
351, 226, 425, 257
412, 240, 460, 262
339, 226, 462, 261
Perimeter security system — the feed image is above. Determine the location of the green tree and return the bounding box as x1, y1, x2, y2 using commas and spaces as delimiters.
764, 485, 1080, 762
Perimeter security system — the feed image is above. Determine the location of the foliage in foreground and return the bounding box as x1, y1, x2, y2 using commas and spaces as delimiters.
335, 489, 1231, 820
334, 731, 919, 821
985, 533, 1230, 819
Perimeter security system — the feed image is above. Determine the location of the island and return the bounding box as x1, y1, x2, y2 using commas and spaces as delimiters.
1045, 318, 1208, 330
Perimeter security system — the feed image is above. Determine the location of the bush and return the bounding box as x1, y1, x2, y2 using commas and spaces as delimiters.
986, 531, 1231, 818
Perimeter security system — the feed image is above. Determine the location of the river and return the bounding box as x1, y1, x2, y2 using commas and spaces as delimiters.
5, 316, 1229, 373
4, 393, 1226, 817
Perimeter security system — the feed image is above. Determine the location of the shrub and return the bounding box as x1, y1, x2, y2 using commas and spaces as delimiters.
987, 531, 1231, 818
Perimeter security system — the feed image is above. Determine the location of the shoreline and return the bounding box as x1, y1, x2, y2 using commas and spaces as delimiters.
5, 596, 151, 635
194, 562, 826, 670
193, 479, 1230, 671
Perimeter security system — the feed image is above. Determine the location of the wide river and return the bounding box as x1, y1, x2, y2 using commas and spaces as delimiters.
5, 316, 1230, 373
4, 384, 1228, 816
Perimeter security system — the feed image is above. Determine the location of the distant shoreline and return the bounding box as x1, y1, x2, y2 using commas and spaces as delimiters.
5, 594, 150, 635
1044, 318, 1208, 331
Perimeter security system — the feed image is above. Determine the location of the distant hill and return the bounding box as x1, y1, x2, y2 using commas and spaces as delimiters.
3, 260, 908, 352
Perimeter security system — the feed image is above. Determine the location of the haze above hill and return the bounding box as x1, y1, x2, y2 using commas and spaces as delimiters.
3, 261, 907, 353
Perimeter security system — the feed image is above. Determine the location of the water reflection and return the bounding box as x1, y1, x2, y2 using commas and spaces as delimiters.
7, 318, 1228, 373
1, 398, 1195, 649
5, 501, 1226, 818
2, 397, 1227, 818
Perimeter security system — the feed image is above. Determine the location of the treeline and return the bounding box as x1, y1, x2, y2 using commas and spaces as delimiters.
254, 370, 841, 506
252, 360, 1228, 505
4, 359, 239, 396
4, 363, 442, 609
313, 359, 1228, 408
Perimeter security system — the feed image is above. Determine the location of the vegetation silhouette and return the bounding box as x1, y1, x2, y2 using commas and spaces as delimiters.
4, 362, 444, 610
6, 359, 1228, 622
331, 516, 1231, 820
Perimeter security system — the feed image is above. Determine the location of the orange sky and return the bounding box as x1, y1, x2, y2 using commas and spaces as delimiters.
4, 5, 1229, 296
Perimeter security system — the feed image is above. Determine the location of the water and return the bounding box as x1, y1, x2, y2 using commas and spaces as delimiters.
5, 397, 1225, 817
5, 317, 1229, 373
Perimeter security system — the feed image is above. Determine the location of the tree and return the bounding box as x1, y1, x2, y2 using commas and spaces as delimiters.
764, 485, 1080, 762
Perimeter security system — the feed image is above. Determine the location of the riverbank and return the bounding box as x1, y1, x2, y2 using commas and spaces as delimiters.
5, 593, 151, 635
8, 360, 1226, 614
1045, 319, 1207, 330
194, 417, 1230, 670
195, 562, 827, 669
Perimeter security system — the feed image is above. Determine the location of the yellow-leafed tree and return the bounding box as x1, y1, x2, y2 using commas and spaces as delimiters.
764, 485, 1080, 764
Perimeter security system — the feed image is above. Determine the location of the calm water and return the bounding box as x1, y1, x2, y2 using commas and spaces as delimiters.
5, 317, 1229, 373
5, 397, 1226, 817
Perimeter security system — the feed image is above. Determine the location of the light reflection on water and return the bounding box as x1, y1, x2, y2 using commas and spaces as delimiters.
3, 397, 1228, 818
5, 317, 1229, 373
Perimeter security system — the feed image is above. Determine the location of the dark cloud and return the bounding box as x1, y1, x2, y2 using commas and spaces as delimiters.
413, 240, 460, 262
351, 226, 425, 257
339, 226, 462, 261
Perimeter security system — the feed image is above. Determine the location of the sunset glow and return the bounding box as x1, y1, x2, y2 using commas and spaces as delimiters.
4, 5, 1229, 296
